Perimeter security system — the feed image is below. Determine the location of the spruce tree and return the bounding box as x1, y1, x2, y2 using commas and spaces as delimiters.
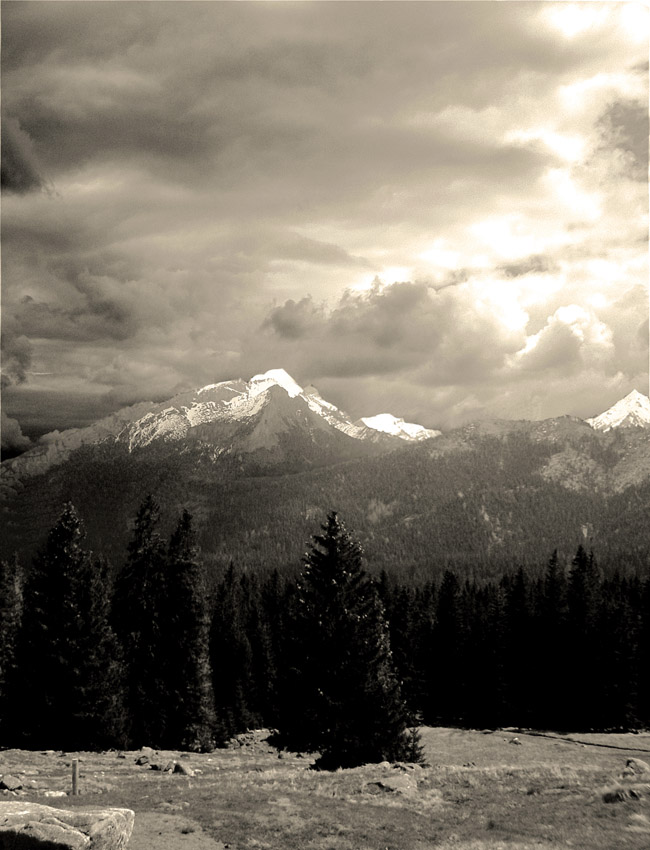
0, 556, 23, 744
537, 549, 569, 729
503, 567, 534, 726
278, 511, 421, 770
210, 565, 257, 739
566, 545, 602, 729
423, 570, 464, 724
10, 504, 124, 750
164, 510, 217, 750
112, 495, 169, 747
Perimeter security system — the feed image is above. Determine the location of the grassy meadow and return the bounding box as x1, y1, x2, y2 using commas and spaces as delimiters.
2, 727, 650, 849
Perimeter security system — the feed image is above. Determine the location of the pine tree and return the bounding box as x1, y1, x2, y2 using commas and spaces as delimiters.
210, 565, 257, 739
565, 545, 602, 729
10, 504, 124, 750
278, 511, 421, 770
638, 578, 650, 726
112, 495, 169, 747
0, 556, 23, 744
537, 549, 569, 729
164, 510, 217, 750
423, 570, 464, 724
503, 567, 534, 726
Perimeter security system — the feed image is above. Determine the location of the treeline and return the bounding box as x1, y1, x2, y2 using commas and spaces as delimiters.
1, 500, 649, 763
0, 502, 420, 768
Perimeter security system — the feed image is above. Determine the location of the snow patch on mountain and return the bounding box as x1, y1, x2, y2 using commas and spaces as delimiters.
249, 369, 303, 398
587, 390, 650, 432
359, 413, 442, 442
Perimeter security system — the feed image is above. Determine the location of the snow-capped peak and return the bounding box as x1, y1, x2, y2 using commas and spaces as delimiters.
359, 413, 441, 442
249, 368, 303, 398
587, 389, 650, 432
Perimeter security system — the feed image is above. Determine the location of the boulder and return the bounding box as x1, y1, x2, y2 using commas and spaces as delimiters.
0, 801, 134, 849
626, 758, 650, 775
603, 783, 650, 803
173, 763, 193, 777
0, 777, 23, 792
367, 773, 417, 794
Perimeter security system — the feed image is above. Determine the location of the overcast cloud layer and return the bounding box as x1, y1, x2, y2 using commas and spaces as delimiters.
1, 1, 648, 450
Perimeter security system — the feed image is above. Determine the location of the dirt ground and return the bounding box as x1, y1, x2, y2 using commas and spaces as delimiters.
2, 728, 650, 850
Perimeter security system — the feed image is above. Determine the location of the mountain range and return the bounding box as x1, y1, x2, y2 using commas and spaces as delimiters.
2, 370, 650, 578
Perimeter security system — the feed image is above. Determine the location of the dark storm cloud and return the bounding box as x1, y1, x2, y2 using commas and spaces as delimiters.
1, 410, 33, 453
13, 293, 134, 343
255, 281, 522, 385
264, 297, 323, 341
498, 255, 559, 279
1, 116, 48, 193
274, 235, 369, 268
0, 1, 577, 192
597, 98, 649, 180
517, 323, 583, 375
1, 332, 33, 389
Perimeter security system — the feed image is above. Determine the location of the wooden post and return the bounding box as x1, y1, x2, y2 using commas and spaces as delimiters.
72, 759, 79, 796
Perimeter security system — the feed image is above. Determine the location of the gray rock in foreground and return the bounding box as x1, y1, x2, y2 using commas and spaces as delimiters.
0, 801, 134, 849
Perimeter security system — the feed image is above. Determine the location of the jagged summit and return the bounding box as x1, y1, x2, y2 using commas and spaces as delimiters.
358, 413, 441, 442
249, 368, 303, 398
587, 389, 650, 432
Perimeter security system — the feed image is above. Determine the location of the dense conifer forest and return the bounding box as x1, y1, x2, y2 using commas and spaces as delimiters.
1, 499, 648, 767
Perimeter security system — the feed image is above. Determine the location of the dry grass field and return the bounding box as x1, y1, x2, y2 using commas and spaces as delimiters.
2, 727, 650, 849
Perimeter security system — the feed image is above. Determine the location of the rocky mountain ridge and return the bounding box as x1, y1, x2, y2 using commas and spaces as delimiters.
2, 376, 649, 575
1, 369, 439, 492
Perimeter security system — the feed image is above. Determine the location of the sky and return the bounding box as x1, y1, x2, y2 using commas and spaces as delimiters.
1, 0, 648, 453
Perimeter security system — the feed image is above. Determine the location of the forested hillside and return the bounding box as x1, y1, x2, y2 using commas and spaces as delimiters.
2, 421, 650, 580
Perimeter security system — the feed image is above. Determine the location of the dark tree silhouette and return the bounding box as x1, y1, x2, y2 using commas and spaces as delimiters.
164, 510, 217, 750
0, 556, 23, 739
278, 511, 422, 769
10, 504, 124, 749
112, 495, 169, 747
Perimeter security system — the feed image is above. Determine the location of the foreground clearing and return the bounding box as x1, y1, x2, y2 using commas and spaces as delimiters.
1, 727, 649, 849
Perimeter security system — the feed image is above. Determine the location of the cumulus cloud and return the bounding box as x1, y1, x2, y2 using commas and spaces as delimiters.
252, 280, 525, 389
596, 97, 649, 180
1, 410, 33, 454
1, 116, 48, 194
1, 333, 33, 389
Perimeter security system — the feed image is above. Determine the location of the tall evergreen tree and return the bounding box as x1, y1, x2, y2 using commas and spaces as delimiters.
638, 578, 650, 727
565, 545, 602, 729
164, 510, 217, 750
0, 556, 23, 744
423, 570, 464, 724
112, 495, 169, 747
10, 504, 124, 750
277, 511, 422, 770
536, 549, 569, 729
503, 567, 534, 726
210, 565, 257, 739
